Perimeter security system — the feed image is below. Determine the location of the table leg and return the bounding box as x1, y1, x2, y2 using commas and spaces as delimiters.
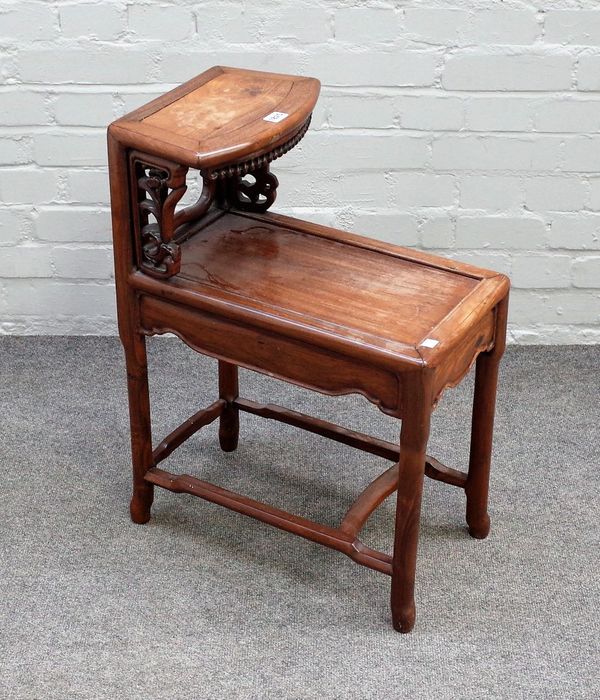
125, 332, 154, 524
218, 360, 239, 452
391, 375, 432, 633
465, 296, 508, 539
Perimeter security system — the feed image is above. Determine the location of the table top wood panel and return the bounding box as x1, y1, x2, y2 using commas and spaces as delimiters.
109, 66, 320, 170
161, 210, 508, 367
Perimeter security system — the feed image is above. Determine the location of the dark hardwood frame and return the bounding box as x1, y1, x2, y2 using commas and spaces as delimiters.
108, 68, 509, 633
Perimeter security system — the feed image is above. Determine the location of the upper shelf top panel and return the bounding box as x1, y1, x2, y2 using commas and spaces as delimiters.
108, 66, 320, 172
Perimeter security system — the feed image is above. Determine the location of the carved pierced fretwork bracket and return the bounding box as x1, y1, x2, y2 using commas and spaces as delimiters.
130, 152, 216, 279
135, 161, 185, 278
215, 165, 279, 213
128, 117, 312, 275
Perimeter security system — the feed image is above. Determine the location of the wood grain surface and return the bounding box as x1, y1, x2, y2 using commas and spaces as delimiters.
109, 66, 320, 170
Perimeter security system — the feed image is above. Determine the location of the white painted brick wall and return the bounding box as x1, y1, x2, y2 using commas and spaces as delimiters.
1, 0, 600, 343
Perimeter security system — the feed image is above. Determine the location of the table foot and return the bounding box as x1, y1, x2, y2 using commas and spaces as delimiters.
219, 419, 239, 452
130, 487, 153, 524
392, 601, 416, 633
467, 512, 490, 539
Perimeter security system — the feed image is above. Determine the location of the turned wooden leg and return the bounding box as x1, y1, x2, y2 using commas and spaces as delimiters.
391, 375, 432, 633
218, 360, 239, 452
465, 296, 508, 539
124, 332, 154, 524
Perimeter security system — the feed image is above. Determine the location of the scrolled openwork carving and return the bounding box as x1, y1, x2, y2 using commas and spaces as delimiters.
215, 165, 279, 213
230, 167, 279, 213
130, 153, 216, 279
136, 165, 184, 278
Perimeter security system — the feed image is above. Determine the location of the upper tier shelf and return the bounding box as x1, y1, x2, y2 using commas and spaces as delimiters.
108, 66, 320, 174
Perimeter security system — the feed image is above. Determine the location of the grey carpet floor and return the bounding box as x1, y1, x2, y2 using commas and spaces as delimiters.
0, 338, 598, 700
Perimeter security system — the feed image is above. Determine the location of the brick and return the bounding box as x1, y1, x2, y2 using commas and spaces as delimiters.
433, 135, 560, 172
34, 207, 112, 242
4, 280, 116, 317
404, 9, 469, 45
2, 246, 52, 277
351, 212, 418, 246
466, 97, 534, 132
194, 3, 260, 44
299, 133, 428, 171
577, 56, 600, 91
525, 178, 586, 212
276, 208, 339, 229
455, 216, 546, 249
0, 208, 27, 245
588, 179, 600, 211
157, 52, 303, 84
0, 136, 32, 164
329, 172, 391, 208
459, 176, 523, 211
128, 4, 194, 41
0, 3, 56, 42
530, 136, 564, 172
509, 325, 600, 344
465, 11, 540, 45
449, 251, 511, 276
262, 7, 332, 43
0, 52, 17, 84
398, 96, 463, 131
52, 246, 113, 279
443, 54, 573, 91
53, 93, 115, 127
2, 313, 118, 334
509, 290, 600, 325
34, 132, 107, 167
511, 255, 571, 288
304, 52, 438, 87
549, 214, 600, 249
572, 257, 600, 287
327, 95, 396, 128
60, 3, 123, 40
0, 169, 59, 204
0, 91, 47, 125
535, 99, 600, 133
389, 173, 455, 208
545, 11, 600, 46
562, 136, 600, 172
421, 215, 454, 249
309, 97, 328, 131
266, 170, 390, 209
66, 170, 110, 204
18, 49, 152, 84
335, 9, 400, 43
335, 208, 356, 232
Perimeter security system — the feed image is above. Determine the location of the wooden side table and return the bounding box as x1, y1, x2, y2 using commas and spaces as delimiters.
108, 66, 509, 632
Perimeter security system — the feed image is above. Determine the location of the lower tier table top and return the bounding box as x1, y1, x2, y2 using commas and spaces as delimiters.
147, 210, 508, 368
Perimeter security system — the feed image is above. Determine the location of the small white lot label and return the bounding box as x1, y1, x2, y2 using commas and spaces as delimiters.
263, 111, 289, 123
420, 338, 439, 349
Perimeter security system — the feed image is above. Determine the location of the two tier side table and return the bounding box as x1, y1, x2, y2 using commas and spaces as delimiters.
108, 66, 509, 632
